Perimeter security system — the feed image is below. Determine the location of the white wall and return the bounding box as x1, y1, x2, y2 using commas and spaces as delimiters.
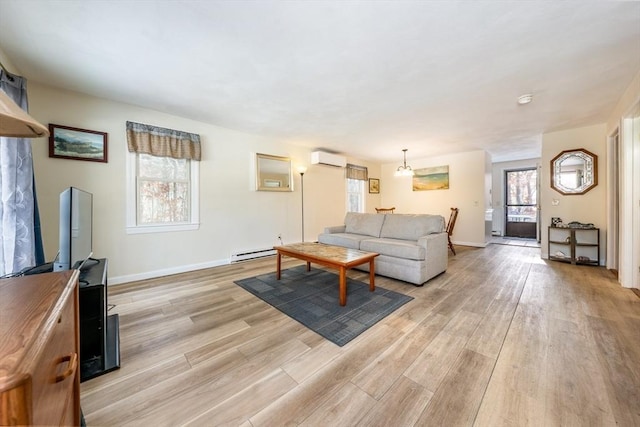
607, 71, 640, 132
379, 150, 489, 247
491, 158, 541, 236
26, 82, 377, 283
304, 158, 381, 234
540, 124, 607, 264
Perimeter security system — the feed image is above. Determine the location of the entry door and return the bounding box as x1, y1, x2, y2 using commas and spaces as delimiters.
505, 168, 537, 238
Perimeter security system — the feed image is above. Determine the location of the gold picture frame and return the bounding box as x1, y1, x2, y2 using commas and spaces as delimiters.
369, 178, 380, 194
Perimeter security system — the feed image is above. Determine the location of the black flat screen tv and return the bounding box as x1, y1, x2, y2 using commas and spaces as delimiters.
53, 187, 93, 271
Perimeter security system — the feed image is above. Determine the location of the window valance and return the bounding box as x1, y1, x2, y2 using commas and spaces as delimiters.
126, 121, 201, 161
346, 163, 368, 181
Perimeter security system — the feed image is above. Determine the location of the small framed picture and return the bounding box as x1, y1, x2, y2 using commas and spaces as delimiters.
49, 124, 108, 163
369, 178, 380, 194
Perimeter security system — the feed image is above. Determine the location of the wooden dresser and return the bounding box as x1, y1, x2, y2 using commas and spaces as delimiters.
0, 270, 80, 426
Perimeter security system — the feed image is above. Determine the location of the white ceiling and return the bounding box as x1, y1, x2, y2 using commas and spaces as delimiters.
1, 1, 639, 163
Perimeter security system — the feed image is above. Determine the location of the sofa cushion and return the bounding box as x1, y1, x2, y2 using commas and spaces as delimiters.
344, 212, 385, 237
360, 238, 426, 261
318, 233, 370, 249
379, 214, 444, 241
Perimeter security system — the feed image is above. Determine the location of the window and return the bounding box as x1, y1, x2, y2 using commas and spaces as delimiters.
125, 121, 200, 234
138, 154, 190, 224
347, 178, 365, 212
127, 153, 199, 233
345, 163, 368, 213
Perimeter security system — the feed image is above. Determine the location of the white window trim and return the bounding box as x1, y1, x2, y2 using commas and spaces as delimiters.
126, 150, 200, 234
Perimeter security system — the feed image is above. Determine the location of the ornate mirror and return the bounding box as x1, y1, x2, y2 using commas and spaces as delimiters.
256, 153, 293, 192
550, 148, 597, 195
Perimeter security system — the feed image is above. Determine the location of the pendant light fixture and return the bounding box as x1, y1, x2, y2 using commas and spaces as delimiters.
394, 148, 414, 176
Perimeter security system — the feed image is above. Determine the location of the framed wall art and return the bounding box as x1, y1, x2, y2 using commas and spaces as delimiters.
49, 124, 108, 163
413, 165, 449, 191
369, 178, 380, 194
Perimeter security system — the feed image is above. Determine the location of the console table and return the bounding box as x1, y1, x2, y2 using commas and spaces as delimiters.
548, 227, 600, 266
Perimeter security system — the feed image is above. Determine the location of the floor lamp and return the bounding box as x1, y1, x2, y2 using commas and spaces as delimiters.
298, 166, 307, 242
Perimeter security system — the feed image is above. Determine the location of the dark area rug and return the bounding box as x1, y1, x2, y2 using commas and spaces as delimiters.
234, 265, 413, 346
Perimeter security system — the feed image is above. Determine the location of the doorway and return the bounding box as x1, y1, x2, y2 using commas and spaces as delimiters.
504, 168, 538, 239
607, 130, 620, 276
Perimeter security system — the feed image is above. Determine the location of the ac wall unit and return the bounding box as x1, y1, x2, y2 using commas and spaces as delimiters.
310, 151, 347, 167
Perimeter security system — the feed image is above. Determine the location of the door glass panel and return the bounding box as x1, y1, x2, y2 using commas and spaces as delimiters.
505, 168, 538, 238
506, 169, 537, 205
506, 206, 537, 223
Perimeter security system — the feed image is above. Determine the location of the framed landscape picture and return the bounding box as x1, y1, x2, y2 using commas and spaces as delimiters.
413, 165, 449, 191
49, 124, 108, 163
369, 178, 380, 193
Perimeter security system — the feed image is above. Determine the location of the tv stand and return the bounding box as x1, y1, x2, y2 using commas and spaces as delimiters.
78, 258, 120, 381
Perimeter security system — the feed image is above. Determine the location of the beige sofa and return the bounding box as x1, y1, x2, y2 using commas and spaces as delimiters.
317, 212, 448, 285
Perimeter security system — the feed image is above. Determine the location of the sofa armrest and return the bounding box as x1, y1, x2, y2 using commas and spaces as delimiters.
417, 232, 448, 250
323, 225, 346, 234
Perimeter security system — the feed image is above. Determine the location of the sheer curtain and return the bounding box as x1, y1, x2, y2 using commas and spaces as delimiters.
0, 70, 44, 276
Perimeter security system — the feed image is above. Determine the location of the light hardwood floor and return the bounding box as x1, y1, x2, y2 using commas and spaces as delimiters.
80, 244, 640, 426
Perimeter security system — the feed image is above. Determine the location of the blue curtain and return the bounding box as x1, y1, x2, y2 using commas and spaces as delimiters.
0, 70, 44, 275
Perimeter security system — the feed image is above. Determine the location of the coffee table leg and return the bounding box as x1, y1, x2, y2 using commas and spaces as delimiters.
369, 259, 375, 292
306, 261, 311, 272
276, 252, 282, 280
339, 267, 347, 306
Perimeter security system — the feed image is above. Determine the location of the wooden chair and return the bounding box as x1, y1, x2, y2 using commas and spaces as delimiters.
447, 207, 459, 255
375, 207, 395, 214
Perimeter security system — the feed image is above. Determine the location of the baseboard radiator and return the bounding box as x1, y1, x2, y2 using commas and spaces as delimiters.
230, 248, 276, 263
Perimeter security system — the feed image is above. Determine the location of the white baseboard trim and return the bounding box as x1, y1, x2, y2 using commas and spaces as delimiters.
109, 258, 230, 285
453, 240, 488, 248
110, 240, 490, 285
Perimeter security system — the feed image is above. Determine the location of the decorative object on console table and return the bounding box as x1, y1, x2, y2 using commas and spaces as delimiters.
548, 226, 599, 265
49, 123, 108, 163
551, 217, 563, 227
78, 258, 120, 382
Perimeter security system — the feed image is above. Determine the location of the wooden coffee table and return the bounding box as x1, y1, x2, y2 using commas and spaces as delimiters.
274, 242, 379, 306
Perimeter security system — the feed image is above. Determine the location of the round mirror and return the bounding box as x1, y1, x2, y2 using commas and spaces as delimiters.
550, 148, 597, 195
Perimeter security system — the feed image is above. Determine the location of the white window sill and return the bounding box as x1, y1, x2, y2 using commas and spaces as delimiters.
126, 223, 200, 235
